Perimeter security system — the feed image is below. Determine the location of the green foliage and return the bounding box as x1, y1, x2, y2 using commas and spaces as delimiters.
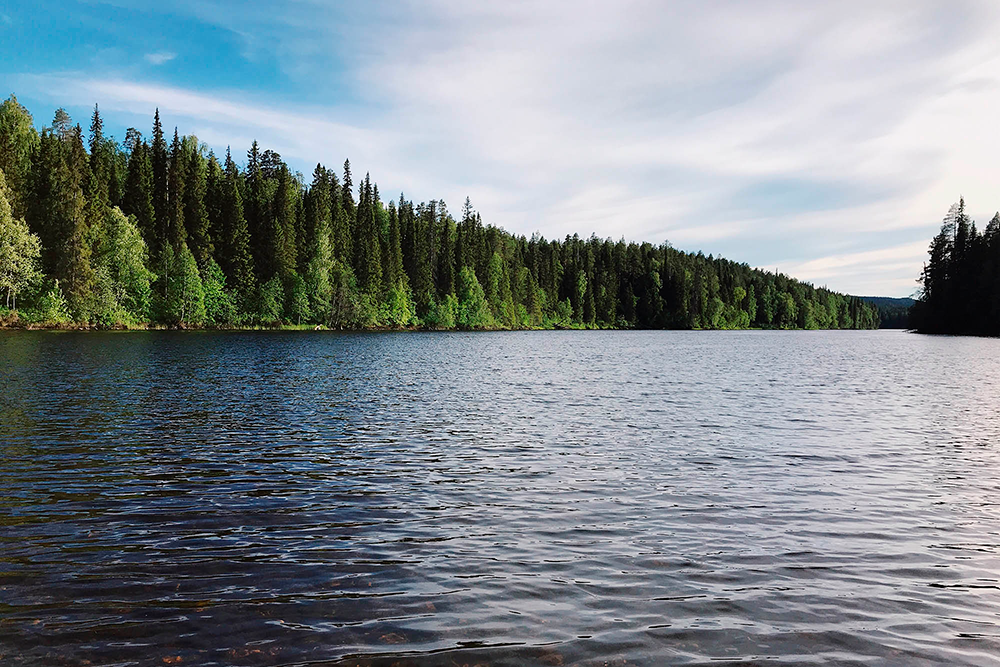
20, 279, 70, 324
163, 243, 205, 326
423, 293, 457, 329
258, 275, 284, 325
0, 95, 39, 220
91, 207, 155, 325
286, 272, 310, 324
202, 258, 237, 326
380, 281, 417, 327
0, 168, 43, 312
456, 266, 493, 329
0, 95, 880, 331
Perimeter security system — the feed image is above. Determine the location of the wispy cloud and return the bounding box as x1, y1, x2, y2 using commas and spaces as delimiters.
143, 51, 176, 66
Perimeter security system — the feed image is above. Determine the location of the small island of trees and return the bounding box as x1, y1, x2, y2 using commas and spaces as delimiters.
0, 95, 878, 331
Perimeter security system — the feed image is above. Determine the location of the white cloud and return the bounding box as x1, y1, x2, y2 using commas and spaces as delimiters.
17, 0, 1000, 296
143, 52, 176, 66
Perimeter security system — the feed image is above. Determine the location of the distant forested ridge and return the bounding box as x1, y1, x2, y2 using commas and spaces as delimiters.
912, 198, 1000, 335
0, 95, 878, 330
859, 296, 913, 329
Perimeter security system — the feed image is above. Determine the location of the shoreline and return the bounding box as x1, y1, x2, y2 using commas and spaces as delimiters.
0, 321, 890, 333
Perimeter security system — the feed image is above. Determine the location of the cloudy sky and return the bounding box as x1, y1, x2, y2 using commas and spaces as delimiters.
4, 0, 1000, 296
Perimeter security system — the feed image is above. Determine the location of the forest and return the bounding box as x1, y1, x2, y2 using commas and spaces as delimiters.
913, 198, 1000, 335
0, 95, 879, 331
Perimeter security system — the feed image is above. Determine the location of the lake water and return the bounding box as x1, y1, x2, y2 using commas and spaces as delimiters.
2, 330, 1000, 666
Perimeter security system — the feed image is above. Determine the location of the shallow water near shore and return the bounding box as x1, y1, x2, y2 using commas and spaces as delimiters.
2, 329, 1000, 666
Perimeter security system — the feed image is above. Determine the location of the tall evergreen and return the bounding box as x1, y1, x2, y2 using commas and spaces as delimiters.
353, 173, 382, 293
386, 199, 404, 286
332, 159, 353, 266
27, 117, 95, 319
165, 128, 186, 250
181, 136, 211, 266
218, 148, 255, 306
150, 109, 168, 253
122, 135, 156, 249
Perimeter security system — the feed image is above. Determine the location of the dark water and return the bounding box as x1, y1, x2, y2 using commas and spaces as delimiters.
2, 330, 1000, 666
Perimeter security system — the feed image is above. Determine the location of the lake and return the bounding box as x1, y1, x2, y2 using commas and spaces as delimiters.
2, 330, 999, 666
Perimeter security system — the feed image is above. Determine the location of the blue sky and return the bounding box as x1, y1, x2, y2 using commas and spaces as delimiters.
4, 0, 1000, 296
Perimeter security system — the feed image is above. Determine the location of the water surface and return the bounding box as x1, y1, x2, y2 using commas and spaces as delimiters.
2, 330, 1000, 665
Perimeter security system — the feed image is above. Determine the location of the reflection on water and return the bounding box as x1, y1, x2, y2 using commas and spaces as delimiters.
2, 330, 1000, 666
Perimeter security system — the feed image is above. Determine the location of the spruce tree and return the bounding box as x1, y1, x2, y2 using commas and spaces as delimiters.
36, 122, 96, 319
353, 173, 382, 293
181, 136, 212, 266
122, 135, 155, 247
220, 149, 255, 311
166, 128, 186, 249
335, 158, 354, 265
204, 152, 225, 259
386, 199, 404, 287
150, 109, 168, 252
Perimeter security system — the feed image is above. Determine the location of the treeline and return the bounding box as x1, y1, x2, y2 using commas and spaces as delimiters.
913, 198, 1000, 335
0, 95, 878, 330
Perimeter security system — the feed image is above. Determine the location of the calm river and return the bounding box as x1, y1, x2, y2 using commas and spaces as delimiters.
2, 330, 999, 666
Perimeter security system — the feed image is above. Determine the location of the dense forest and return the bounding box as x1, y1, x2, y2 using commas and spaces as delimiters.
913, 198, 1000, 335
859, 296, 913, 329
0, 95, 879, 330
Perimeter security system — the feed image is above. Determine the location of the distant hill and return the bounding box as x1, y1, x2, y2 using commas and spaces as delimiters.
859, 296, 914, 329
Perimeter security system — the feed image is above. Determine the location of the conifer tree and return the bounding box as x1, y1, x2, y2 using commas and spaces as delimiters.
353, 173, 382, 293
204, 152, 225, 257
150, 109, 168, 251
386, 199, 404, 287
218, 148, 255, 306
335, 159, 354, 265
122, 134, 155, 246
88, 105, 108, 202
181, 137, 211, 266
166, 128, 186, 249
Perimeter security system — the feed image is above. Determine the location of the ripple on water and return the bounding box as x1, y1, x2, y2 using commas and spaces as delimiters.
2, 329, 1000, 665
